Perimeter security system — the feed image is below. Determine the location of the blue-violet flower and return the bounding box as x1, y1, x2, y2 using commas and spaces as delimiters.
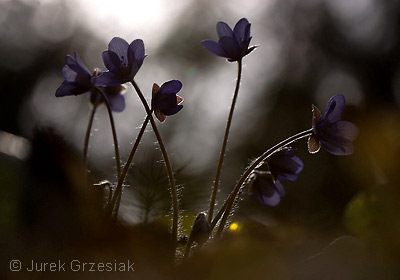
308, 94, 358, 155
55, 52, 126, 112
151, 80, 184, 122
201, 18, 256, 62
249, 172, 286, 207
267, 148, 304, 181
92, 37, 145, 87
249, 149, 303, 207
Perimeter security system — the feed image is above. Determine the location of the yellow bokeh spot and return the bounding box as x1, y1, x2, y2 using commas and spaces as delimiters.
229, 222, 240, 232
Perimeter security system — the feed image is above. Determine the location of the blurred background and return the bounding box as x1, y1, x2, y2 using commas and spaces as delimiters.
1, 0, 400, 279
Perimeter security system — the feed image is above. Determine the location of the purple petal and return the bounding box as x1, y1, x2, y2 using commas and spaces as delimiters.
62, 65, 91, 86
128, 39, 145, 67
73, 52, 91, 74
274, 177, 286, 197
233, 18, 250, 42
216, 21, 233, 38
320, 139, 354, 156
91, 72, 123, 87
108, 37, 129, 65
102, 50, 122, 73
219, 36, 241, 60
261, 189, 281, 207
107, 93, 126, 112
162, 104, 183, 116
62, 65, 78, 83
201, 40, 228, 57
336, 121, 359, 141
321, 94, 345, 123
55, 81, 88, 97
159, 80, 182, 95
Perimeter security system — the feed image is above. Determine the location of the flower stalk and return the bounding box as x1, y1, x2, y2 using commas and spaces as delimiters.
82, 96, 100, 182
108, 115, 150, 218
131, 80, 179, 248
215, 128, 313, 236
208, 59, 242, 224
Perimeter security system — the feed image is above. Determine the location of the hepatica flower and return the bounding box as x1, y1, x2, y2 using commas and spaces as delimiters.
151, 80, 184, 122
55, 52, 126, 112
92, 37, 145, 87
308, 94, 358, 155
201, 18, 256, 62
249, 149, 303, 207
267, 148, 304, 181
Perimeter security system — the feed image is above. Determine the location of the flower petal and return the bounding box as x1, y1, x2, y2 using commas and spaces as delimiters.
216, 21, 233, 38
320, 139, 354, 156
56, 81, 87, 97
274, 177, 286, 197
219, 36, 241, 60
107, 93, 126, 112
336, 121, 359, 141
102, 50, 122, 73
201, 40, 228, 57
159, 80, 182, 95
260, 188, 281, 207
73, 52, 91, 74
233, 18, 250, 42
321, 94, 345, 123
162, 104, 183, 116
91, 71, 123, 87
128, 40, 145, 79
108, 37, 129, 65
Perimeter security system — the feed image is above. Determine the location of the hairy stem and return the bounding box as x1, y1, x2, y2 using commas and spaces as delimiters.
131, 80, 179, 248
83, 97, 99, 182
95, 89, 122, 179
208, 59, 243, 224
108, 115, 150, 217
216, 128, 313, 237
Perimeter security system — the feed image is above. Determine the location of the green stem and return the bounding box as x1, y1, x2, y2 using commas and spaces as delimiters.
131, 80, 179, 248
208, 59, 243, 224
95, 89, 122, 179
108, 115, 150, 217
82, 98, 99, 182
215, 128, 313, 237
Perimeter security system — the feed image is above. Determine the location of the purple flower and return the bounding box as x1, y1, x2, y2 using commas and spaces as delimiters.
151, 80, 184, 122
267, 148, 304, 181
308, 94, 358, 155
201, 18, 256, 62
249, 149, 303, 207
249, 172, 286, 207
55, 52, 126, 112
92, 37, 145, 87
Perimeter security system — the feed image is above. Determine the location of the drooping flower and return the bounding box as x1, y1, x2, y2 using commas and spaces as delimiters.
55, 52, 126, 112
151, 80, 184, 122
308, 94, 358, 155
267, 148, 304, 181
201, 18, 256, 62
92, 37, 145, 87
249, 149, 303, 207
248, 171, 286, 207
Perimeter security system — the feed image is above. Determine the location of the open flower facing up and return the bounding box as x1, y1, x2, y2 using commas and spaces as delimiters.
151, 80, 184, 122
201, 18, 256, 62
92, 37, 145, 87
55, 52, 126, 112
249, 149, 303, 207
308, 94, 358, 155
